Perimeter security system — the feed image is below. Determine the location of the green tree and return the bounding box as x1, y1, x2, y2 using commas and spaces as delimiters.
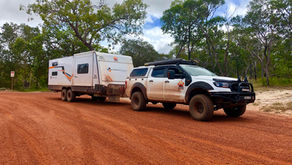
161, 0, 224, 60
244, 0, 279, 86
24, 0, 147, 50
120, 39, 161, 66
0, 23, 48, 89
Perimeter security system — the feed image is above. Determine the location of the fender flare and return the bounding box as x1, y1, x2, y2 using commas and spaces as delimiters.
130, 82, 147, 100
185, 81, 214, 103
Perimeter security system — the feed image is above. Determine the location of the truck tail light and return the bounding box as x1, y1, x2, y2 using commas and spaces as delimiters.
125, 81, 127, 89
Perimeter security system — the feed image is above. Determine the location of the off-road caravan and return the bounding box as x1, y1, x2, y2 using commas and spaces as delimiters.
48, 51, 133, 102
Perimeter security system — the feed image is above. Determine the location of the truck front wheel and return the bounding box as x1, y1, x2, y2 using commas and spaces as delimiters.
61, 88, 67, 101
224, 105, 246, 117
131, 91, 146, 111
67, 89, 76, 102
189, 94, 214, 121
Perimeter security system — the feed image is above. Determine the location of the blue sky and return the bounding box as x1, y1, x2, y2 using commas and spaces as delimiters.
136, 0, 251, 54
0, 0, 251, 54
143, 0, 250, 30
144, 16, 162, 30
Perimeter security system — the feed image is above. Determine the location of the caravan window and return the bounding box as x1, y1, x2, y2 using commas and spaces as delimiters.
52, 62, 58, 66
77, 63, 89, 74
52, 71, 58, 76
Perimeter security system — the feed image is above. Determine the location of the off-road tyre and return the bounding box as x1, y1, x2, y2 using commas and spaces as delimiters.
61, 88, 67, 101
162, 103, 176, 110
131, 91, 146, 111
224, 105, 246, 117
189, 94, 214, 121
66, 89, 76, 102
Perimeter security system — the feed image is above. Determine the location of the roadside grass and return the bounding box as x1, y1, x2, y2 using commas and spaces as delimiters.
252, 102, 260, 106
17, 87, 49, 92
287, 101, 292, 108
251, 78, 292, 92
261, 102, 292, 113
0, 87, 7, 91
254, 86, 292, 92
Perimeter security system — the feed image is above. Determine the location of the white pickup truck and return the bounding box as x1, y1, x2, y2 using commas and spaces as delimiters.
125, 59, 255, 121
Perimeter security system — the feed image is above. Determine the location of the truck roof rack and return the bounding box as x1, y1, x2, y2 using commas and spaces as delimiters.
144, 58, 197, 66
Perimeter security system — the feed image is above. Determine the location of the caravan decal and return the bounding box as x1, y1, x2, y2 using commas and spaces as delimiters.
49, 66, 73, 81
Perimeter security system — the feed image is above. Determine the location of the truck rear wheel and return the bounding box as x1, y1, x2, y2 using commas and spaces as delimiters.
61, 89, 67, 101
162, 103, 176, 110
67, 89, 76, 102
131, 91, 146, 111
189, 94, 214, 121
224, 105, 246, 117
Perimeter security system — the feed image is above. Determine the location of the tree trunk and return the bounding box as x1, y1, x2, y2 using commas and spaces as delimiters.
187, 25, 191, 60
254, 61, 257, 80
224, 31, 230, 76
176, 44, 184, 58
187, 41, 191, 60
265, 44, 271, 86
260, 59, 264, 79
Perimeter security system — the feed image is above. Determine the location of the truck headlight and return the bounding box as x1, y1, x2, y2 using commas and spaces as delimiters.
213, 82, 229, 88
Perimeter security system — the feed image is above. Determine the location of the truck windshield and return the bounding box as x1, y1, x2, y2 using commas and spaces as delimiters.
180, 65, 216, 76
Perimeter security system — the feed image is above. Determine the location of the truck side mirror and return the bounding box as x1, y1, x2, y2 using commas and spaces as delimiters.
167, 70, 175, 79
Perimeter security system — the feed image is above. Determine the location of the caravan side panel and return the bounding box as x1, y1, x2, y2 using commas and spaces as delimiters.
97, 53, 133, 86
72, 52, 94, 87
48, 56, 74, 90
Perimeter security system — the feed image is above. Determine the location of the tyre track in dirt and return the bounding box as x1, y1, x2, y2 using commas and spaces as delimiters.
0, 92, 291, 164
0, 103, 54, 165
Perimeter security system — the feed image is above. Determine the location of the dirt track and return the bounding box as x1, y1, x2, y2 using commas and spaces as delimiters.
0, 92, 291, 165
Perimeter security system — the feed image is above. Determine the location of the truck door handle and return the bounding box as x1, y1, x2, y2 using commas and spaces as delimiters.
165, 81, 169, 83
149, 80, 153, 82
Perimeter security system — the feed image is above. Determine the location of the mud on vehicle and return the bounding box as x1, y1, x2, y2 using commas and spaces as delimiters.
125, 59, 255, 121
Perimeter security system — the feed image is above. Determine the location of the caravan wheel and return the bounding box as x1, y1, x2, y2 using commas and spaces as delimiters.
61, 89, 67, 101
67, 89, 76, 102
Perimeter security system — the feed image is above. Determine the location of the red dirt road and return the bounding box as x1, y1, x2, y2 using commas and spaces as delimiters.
0, 92, 291, 165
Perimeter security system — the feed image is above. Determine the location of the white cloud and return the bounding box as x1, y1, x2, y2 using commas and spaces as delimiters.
143, 0, 173, 18
102, 27, 174, 54
0, 0, 42, 27
98, 0, 173, 18
145, 15, 154, 24
226, 0, 250, 17
142, 27, 174, 54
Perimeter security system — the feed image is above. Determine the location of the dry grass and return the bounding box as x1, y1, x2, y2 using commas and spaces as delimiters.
254, 86, 292, 92
0, 88, 6, 91
253, 102, 260, 106
261, 102, 292, 113
287, 101, 292, 109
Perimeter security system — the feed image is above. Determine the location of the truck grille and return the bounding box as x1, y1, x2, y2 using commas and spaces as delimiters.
230, 82, 253, 92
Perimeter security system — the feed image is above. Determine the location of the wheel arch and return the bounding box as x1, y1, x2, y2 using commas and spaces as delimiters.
185, 81, 213, 104
130, 83, 147, 100
62, 86, 71, 90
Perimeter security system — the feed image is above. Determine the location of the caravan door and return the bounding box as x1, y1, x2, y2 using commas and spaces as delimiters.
73, 52, 93, 86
